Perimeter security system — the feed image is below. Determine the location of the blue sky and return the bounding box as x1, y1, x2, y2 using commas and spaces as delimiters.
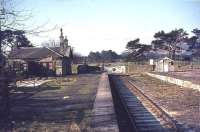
18, 0, 200, 55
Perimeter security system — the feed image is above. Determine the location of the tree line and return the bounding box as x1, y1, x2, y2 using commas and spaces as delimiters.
87, 50, 120, 63
86, 28, 200, 63
125, 28, 200, 61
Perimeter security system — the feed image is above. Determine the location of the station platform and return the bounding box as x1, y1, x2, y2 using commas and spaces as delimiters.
92, 73, 119, 132
146, 71, 200, 91
160, 70, 200, 85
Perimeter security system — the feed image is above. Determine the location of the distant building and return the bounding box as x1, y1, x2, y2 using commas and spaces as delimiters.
104, 65, 126, 74
8, 29, 73, 76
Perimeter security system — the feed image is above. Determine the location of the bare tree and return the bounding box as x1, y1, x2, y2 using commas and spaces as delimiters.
0, 0, 59, 53
0, 0, 59, 125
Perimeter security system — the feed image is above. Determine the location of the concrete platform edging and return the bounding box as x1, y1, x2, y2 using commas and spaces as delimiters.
146, 72, 200, 91
92, 73, 119, 132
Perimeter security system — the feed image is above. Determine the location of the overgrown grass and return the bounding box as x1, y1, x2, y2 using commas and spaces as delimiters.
78, 84, 93, 95
7, 75, 100, 132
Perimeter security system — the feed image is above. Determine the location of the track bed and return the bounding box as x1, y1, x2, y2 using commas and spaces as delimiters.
110, 75, 177, 132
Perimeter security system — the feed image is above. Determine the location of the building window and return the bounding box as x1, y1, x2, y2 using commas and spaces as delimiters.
42, 63, 47, 67
49, 62, 53, 70
56, 60, 62, 67
23, 63, 28, 71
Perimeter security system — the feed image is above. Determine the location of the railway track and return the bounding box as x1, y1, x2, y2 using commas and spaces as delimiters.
110, 75, 178, 132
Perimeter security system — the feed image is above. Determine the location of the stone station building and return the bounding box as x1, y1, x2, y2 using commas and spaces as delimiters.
8, 29, 73, 76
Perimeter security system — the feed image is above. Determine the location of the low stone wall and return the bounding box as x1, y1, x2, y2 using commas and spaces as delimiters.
146, 72, 200, 91
92, 73, 119, 132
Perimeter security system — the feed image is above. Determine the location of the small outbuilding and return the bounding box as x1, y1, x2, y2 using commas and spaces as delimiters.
153, 57, 174, 72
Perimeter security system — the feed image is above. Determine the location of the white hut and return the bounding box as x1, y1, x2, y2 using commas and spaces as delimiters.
155, 57, 174, 72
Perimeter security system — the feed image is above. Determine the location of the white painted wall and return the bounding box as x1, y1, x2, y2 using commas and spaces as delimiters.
104, 66, 126, 74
